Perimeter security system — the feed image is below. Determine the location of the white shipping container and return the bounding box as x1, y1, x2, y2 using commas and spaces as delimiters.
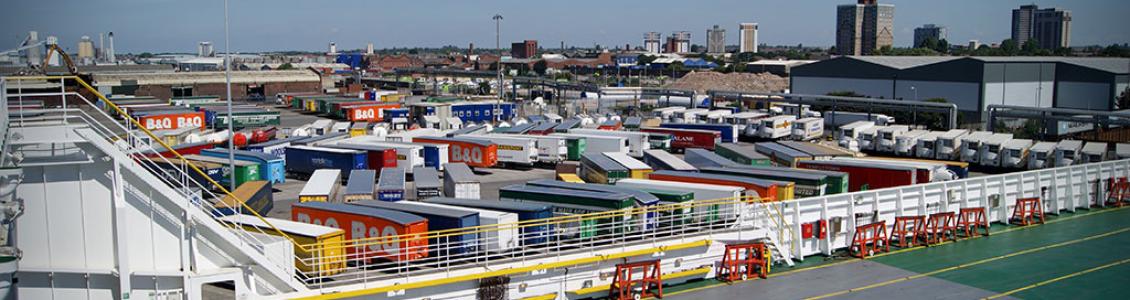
494, 133, 568, 163
567, 129, 651, 157
978, 134, 1014, 167
894, 130, 930, 157
443, 163, 481, 199
876, 125, 910, 154
933, 129, 970, 160
914, 131, 944, 159
791, 117, 824, 141
1053, 140, 1084, 167
1000, 139, 1034, 168
757, 115, 796, 139
465, 134, 538, 165
553, 133, 629, 155
299, 169, 341, 202
959, 131, 994, 163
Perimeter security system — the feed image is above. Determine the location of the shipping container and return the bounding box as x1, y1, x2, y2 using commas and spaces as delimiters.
321, 142, 399, 171
790, 117, 824, 141
1000, 139, 1034, 169
1053, 140, 1085, 167
207, 109, 281, 129
913, 131, 944, 159
857, 125, 885, 152
1116, 143, 1130, 160
138, 111, 206, 131
598, 152, 650, 179
218, 215, 346, 276
684, 148, 742, 168
715, 143, 771, 166
933, 129, 970, 160
753, 142, 812, 167
343, 170, 377, 202
640, 127, 720, 151
648, 170, 784, 201
892, 130, 930, 157
200, 148, 286, 184
797, 159, 917, 192
343, 103, 402, 122
413, 166, 442, 200
293, 201, 429, 261
580, 152, 630, 184
978, 134, 1015, 167
499, 184, 647, 236
308, 120, 335, 136
835, 121, 875, 151
553, 133, 627, 156
422, 198, 553, 246
284, 146, 367, 177
299, 169, 342, 202
247, 136, 306, 160
443, 163, 481, 199
756, 115, 796, 140
615, 178, 744, 222
642, 149, 697, 172
876, 125, 911, 154
700, 167, 828, 198
493, 133, 568, 164
856, 157, 969, 180
393, 201, 519, 253
1081, 142, 1109, 163
377, 168, 407, 201
213, 180, 274, 216
348, 200, 479, 256
1027, 142, 1058, 170
462, 135, 538, 166
183, 154, 262, 187
959, 131, 994, 164
411, 136, 498, 168
567, 129, 651, 157
661, 123, 739, 143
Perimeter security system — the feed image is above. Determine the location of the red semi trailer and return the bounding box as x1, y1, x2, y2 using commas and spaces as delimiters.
797, 159, 919, 192
640, 127, 721, 151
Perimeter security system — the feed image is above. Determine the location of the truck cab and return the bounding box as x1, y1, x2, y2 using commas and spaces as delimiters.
1000, 139, 1034, 169
836, 121, 875, 151
876, 125, 910, 154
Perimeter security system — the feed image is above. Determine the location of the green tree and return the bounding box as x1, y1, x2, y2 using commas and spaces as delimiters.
1118, 87, 1130, 110
936, 39, 950, 53
1000, 39, 1020, 56
533, 60, 548, 76
1021, 39, 1040, 55
919, 37, 939, 51
277, 63, 295, 70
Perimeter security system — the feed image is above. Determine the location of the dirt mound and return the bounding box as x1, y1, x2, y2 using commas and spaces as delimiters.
664, 71, 788, 93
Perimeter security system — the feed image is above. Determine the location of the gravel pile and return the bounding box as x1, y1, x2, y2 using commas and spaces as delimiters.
664, 71, 789, 93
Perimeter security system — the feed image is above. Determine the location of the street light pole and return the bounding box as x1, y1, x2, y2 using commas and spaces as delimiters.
910, 86, 918, 101
493, 14, 503, 124
224, 0, 236, 193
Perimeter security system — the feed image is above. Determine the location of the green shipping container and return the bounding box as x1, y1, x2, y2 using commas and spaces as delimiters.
212, 111, 281, 129
499, 185, 639, 237
580, 153, 629, 184
184, 155, 262, 188
642, 188, 719, 224
716, 143, 772, 166
314, 98, 358, 114
565, 137, 587, 161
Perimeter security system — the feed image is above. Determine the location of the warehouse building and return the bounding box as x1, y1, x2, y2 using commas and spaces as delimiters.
790, 56, 1130, 121
92, 70, 322, 100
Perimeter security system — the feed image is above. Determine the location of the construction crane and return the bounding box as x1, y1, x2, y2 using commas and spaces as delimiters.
38, 42, 79, 76
3, 34, 79, 76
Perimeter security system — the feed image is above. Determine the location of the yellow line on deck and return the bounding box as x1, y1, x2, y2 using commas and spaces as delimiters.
982, 257, 1130, 300
804, 226, 1130, 300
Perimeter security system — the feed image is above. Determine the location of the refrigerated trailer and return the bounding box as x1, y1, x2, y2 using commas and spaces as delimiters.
857, 125, 885, 152
724, 111, 770, 138
791, 117, 824, 141
1027, 141, 1057, 170
1000, 139, 1034, 169
1053, 140, 1084, 167
895, 130, 930, 157
464, 134, 538, 166
1081, 142, 1109, 163
553, 133, 628, 155
757, 115, 796, 140
932, 129, 969, 160
959, 131, 994, 164
567, 129, 651, 157
978, 134, 1015, 167
876, 125, 910, 154
836, 121, 874, 151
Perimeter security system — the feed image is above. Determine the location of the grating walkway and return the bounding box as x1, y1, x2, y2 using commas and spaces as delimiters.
663, 206, 1130, 300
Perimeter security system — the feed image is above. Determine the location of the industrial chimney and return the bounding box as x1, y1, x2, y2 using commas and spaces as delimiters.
366, 43, 374, 55
107, 32, 116, 64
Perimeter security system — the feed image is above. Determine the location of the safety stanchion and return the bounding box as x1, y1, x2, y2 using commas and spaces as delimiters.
849, 221, 888, 258
717, 242, 768, 282
1010, 197, 1046, 226
1106, 177, 1129, 207
890, 216, 926, 248
957, 207, 990, 237
610, 260, 662, 300
923, 212, 957, 245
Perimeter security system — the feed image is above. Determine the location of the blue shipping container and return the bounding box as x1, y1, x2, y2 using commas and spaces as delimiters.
377, 168, 406, 201
200, 148, 287, 184
422, 197, 554, 246
349, 200, 480, 255
284, 145, 368, 177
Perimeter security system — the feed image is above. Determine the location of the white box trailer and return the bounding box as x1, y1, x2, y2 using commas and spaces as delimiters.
725, 111, 770, 138
1053, 140, 1084, 167
393, 201, 519, 253
1081, 142, 1109, 164
757, 115, 797, 139
895, 130, 930, 157
331, 137, 427, 172
299, 169, 342, 202
978, 134, 1015, 167
568, 128, 651, 157
822, 111, 895, 127
876, 125, 910, 154
443, 163, 480, 199
856, 124, 886, 152
310, 119, 334, 136
1117, 143, 1130, 160
836, 121, 874, 149
331, 121, 352, 133
791, 117, 825, 141
465, 134, 538, 165
1000, 139, 1034, 169
913, 131, 944, 159
679, 109, 709, 123
1027, 141, 1057, 170
494, 133, 568, 164
387, 128, 444, 142
933, 129, 970, 161
701, 110, 733, 124
553, 133, 629, 155
959, 131, 994, 164
652, 107, 686, 120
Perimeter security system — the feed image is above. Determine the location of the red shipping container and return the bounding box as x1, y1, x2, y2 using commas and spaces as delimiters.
641, 127, 720, 151
597, 121, 622, 130
346, 103, 401, 122
292, 202, 429, 262
412, 136, 498, 168
139, 112, 206, 131
797, 160, 918, 192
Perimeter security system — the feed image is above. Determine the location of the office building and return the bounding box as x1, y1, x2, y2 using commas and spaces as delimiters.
836, 0, 894, 55
913, 24, 947, 48
511, 40, 537, 58
1012, 4, 1072, 49
739, 23, 759, 53
707, 25, 726, 54
644, 32, 661, 54
197, 42, 214, 57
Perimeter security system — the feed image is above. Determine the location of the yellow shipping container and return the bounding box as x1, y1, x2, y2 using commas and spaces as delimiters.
628, 169, 654, 179
223, 216, 347, 277
558, 173, 585, 183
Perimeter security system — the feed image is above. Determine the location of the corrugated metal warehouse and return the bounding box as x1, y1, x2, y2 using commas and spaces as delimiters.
790, 56, 1130, 121
91, 70, 323, 100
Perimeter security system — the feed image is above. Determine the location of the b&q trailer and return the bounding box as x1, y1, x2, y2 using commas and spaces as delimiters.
640, 127, 720, 151
293, 201, 430, 262
393, 201, 519, 253
284, 145, 367, 177
377, 168, 407, 201
684, 148, 742, 168
343, 169, 377, 202
797, 159, 918, 192
412, 136, 499, 168
183, 154, 262, 187
413, 166, 442, 200
580, 152, 630, 184
648, 170, 789, 201
568, 129, 651, 157
200, 148, 286, 184
463, 135, 538, 166
603, 152, 653, 179
212, 180, 274, 216
443, 163, 481, 199
642, 149, 697, 172
660, 123, 739, 143
553, 133, 627, 156
299, 169, 341, 202
342, 103, 401, 122
754, 142, 813, 167
422, 197, 554, 246
715, 143, 771, 166
348, 200, 480, 256
218, 215, 347, 276
700, 166, 830, 198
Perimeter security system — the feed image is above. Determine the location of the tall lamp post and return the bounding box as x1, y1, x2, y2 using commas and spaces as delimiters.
910, 86, 918, 101
493, 14, 503, 124
224, 0, 236, 193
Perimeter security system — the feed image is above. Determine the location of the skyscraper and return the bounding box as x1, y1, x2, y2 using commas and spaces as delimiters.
739, 23, 759, 53
836, 0, 894, 55
644, 32, 661, 54
707, 25, 726, 54
913, 24, 947, 48
1012, 5, 1072, 49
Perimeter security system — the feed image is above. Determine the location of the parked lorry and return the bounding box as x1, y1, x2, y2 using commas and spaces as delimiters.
959, 131, 994, 164
284, 146, 367, 178
343, 170, 377, 202
640, 127, 720, 151
756, 115, 796, 140
299, 169, 341, 202
568, 129, 651, 157
791, 117, 825, 141
377, 167, 407, 201
836, 121, 875, 151
642, 149, 697, 172
715, 143, 771, 166
1027, 141, 1057, 170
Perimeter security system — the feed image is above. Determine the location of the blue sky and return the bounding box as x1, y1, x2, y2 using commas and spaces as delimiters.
2, 0, 1127, 53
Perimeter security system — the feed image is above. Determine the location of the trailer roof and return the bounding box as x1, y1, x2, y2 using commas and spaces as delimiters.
413, 167, 441, 189
447, 124, 490, 137
323, 142, 398, 153
878, 125, 910, 133
301, 201, 428, 225
1057, 140, 1084, 149
762, 115, 796, 122
582, 152, 629, 172
729, 164, 849, 178
701, 166, 826, 181
218, 215, 341, 237
778, 141, 854, 157
414, 136, 494, 147
300, 169, 341, 196
202, 148, 282, 162
616, 178, 745, 193
840, 120, 875, 129
983, 134, 1015, 145
501, 184, 635, 203
422, 198, 552, 212
530, 122, 558, 132
1117, 143, 1130, 157
294, 132, 348, 145
728, 111, 770, 119
643, 149, 697, 171
442, 163, 477, 183
1030, 141, 1057, 152
527, 179, 660, 205
937, 129, 970, 139
344, 170, 377, 196
623, 117, 642, 127
754, 142, 813, 160
960, 131, 994, 142
1003, 139, 1034, 149
914, 131, 944, 141
351, 200, 477, 219
650, 170, 779, 189
684, 148, 741, 168
603, 152, 651, 170
1082, 142, 1108, 154
377, 168, 406, 190
569, 128, 649, 138
554, 119, 581, 131
182, 154, 258, 166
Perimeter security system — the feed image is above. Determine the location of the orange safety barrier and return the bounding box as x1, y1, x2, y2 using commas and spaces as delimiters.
957, 207, 990, 237
1106, 177, 1129, 207
609, 260, 662, 300
890, 216, 926, 248
717, 242, 769, 282
922, 212, 957, 245
849, 221, 888, 258
1010, 197, 1046, 226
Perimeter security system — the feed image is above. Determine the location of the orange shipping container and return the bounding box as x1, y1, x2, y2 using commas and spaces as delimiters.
139, 111, 206, 131
412, 136, 499, 168
292, 201, 430, 262
346, 103, 401, 122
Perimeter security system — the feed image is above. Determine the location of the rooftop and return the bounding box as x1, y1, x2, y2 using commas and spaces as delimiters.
92, 69, 321, 86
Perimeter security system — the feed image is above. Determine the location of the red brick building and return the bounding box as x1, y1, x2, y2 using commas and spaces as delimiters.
511, 40, 538, 58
